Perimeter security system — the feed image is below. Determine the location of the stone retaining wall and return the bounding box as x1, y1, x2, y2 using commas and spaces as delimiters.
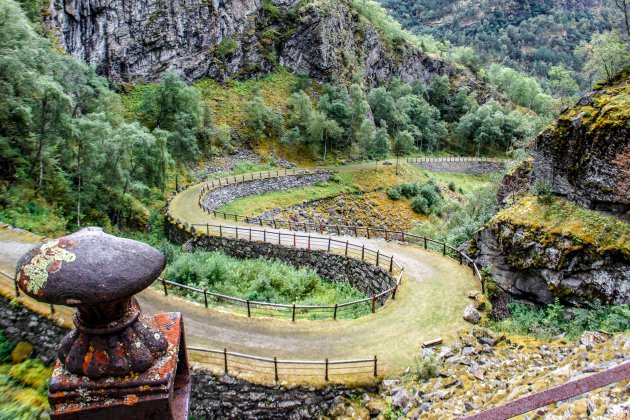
0, 296, 355, 418
166, 222, 398, 304
413, 161, 506, 175
202, 173, 333, 211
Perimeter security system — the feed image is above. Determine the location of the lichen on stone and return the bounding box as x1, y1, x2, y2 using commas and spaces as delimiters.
20, 239, 76, 294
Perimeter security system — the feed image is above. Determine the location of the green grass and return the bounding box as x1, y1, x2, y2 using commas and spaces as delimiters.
491, 299, 630, 340
163, 251, 369, 318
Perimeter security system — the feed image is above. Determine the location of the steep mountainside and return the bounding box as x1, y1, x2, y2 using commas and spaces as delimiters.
379, 0, 614, 84
47, 0, 454, 86
470, 70, 630, 309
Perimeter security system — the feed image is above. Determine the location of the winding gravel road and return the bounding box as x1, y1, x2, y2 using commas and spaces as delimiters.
0, 169, 480, 380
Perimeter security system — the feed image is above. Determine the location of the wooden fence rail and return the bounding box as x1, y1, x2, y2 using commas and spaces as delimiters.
188, 346, 378, 382
406, 157, 509, 163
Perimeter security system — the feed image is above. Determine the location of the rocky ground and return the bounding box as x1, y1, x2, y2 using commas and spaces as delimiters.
259, 191, 425, 233
328, 329, 630, 419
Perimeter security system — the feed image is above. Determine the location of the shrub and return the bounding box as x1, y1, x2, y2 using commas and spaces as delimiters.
419, 183, 442, 208
414, 356, 439, 381
534, 180, 554, 205
448, 181, 456, 192
492, 298, 630, 339
387, 185, 402, 200
411, 195, 430, 214
400, 183, 420, 198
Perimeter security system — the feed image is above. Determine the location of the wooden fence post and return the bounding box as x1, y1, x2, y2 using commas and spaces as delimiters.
308, 235, 311, 250
361, 245, 365, 261
443, 243, 446, 256
206, 224, 209, 235
389, 256, 394, 273
278, 231, 281, 245
367, 228, 371, 239
50, 304, 55, 316
247, 300, 251, 317
376, 250, 380, 266
372, 296, 376, 313
224, 348, 228, 375
274, 357, 279, 382
327, 238, 331, 252
325, 358, 329, 381
345, 241, 349, 256
292, 304, 296, 322
374, 355, 378, 378
424, 237, 427, 249
392, 285, 398, 300
204, 291, 208, 308
333, 304, 338, 320
163, 281, 168, 296
235, 227, 239, 240
264, 230, 267, 242
219, 226, 223, 237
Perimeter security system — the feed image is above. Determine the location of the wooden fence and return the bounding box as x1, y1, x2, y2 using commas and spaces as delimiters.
188, 346, 379, 381
162, 220, 405, 320
406, 156, 508, 163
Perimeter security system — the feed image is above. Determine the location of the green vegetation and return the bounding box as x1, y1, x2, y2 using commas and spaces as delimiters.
163, 251, 369, 317
412, 183, 499, 247
413, 356, 439, 381
492, 299, 630, 340
387, 181, 444, 215
379, 0, 623, 89
495, 196, 630, 257
0, 331, 52, 419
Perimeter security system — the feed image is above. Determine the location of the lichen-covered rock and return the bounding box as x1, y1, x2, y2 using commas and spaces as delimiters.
46, 0, 458, 86
532, 68, 630, 216
463, 305, 480, 324
471, 70, 630, 307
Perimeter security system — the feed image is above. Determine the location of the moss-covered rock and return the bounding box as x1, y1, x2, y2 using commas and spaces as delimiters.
532, 68, 630, 216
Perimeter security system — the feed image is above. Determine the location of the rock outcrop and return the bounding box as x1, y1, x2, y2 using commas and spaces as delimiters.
46, 0, 455, 85
532, 70, 630, 216
470, 71, 630, 307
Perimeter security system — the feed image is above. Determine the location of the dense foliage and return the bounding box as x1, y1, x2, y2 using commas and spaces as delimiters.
379, 0, 623, 88
164, 251, 368, 311
493, 299, 630, 339
387, 180, 444, 216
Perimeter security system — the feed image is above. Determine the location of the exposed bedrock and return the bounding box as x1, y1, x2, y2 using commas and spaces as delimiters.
47, 0, 458, 86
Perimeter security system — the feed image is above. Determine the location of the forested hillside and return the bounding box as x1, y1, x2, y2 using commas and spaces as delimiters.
379, 0, 621, 88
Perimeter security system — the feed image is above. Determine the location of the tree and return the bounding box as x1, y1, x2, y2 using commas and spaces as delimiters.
373, 126, 390, 159
368, 87, 396, 133
612, 0, 630, 38
576, 31, 628, 86
392, 130, 415, 157
547, 65, 579, 106
244, 95, 282, 145
348, 84, 369, 143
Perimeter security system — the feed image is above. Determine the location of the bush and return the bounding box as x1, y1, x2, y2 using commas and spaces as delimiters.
411, 195, 430, 214
387, 185, 402, 200
400, 183, 420, 198
534, 180, 554, 205
448, 181, 456, 192
492, 298, 630, 339
419, 183, 442, 208
414, 356, 439, 381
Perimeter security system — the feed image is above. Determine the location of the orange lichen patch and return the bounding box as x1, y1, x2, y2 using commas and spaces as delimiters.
124, 394, 139, 405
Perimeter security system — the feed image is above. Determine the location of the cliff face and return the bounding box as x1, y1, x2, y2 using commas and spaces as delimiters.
532, 71, 630, 215
471, 72, 630, 309
47, 0, 453, 85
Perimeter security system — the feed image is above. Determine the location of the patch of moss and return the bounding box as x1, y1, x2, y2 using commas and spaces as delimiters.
494, 196, 630, 260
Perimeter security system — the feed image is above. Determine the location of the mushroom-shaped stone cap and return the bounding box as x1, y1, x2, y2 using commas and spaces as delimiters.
16, 227, 165, 306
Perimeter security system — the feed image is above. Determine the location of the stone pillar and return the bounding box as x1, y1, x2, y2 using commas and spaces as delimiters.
16, 227, 190, 419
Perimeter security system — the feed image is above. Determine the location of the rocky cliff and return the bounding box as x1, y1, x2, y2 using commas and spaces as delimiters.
46, 0, 454, 85
470, 71, 630, 309
532, 70, 630, 216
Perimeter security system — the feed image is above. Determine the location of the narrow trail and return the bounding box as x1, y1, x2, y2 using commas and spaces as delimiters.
0, 170, 481, 379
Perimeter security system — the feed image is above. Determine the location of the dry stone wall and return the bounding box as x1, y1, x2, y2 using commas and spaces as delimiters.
166, 222, 398, 303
